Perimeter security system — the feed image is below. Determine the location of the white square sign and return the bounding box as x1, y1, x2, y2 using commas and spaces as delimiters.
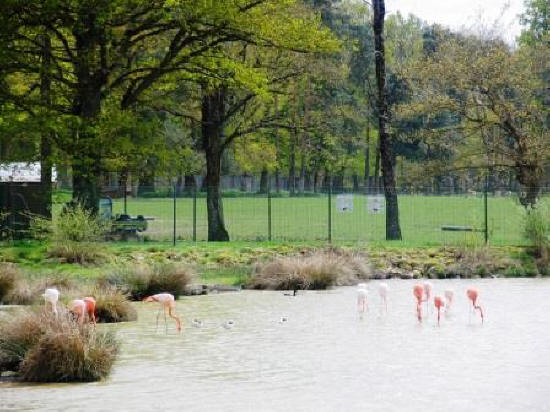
367, 195, 385, 214
336, 194, 354, 212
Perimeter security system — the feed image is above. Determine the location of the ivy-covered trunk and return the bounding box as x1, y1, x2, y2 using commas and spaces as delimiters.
373, 0, 402, 240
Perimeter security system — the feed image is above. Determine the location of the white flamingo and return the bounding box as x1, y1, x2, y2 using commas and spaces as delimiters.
444, 289, 454, 314
378, 282, 389, 312
357, 283, 368, 314
42, 288, 59, 317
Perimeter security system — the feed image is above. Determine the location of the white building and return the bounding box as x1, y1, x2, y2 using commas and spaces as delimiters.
0, 162, 57, 183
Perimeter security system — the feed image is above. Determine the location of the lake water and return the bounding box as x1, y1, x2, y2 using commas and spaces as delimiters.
2, 279, 550, 411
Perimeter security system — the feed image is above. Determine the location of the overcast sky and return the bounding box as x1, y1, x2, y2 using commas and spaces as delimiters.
385, 0, 525, 43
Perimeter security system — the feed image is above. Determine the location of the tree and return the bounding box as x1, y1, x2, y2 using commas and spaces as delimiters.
401, 34, 549, 206
372, 0, 402, 240
1, 0, 326, 212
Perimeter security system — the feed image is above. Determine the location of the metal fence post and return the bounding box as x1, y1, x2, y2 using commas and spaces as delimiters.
267, 175, 272, 241
193, 183, 197, 242
328, 176, 332, 243
173, 183, 177, 247
483, 174, 489, 244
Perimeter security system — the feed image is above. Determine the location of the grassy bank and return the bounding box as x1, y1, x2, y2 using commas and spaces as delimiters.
0, 240, 546, 287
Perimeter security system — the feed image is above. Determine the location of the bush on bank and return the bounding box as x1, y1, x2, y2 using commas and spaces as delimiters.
0, 309, 118, 382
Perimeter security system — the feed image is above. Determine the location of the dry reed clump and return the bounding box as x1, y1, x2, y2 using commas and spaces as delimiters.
0, 264, 18, 303
0, 309, 118, 382
90, 286, 137, 323
250, 251, 371, 290
3, 273, 75, 305
100, 262, 194, 300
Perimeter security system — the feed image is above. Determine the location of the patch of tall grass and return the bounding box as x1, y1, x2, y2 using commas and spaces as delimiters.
100, 262, 194, 300
0, 309, 118, 382
0, 264, 18, 303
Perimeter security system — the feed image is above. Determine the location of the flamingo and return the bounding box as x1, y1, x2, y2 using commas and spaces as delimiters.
69, 297, 96, 324
143, 293, 182, 333
357, 283, 368, 314
378, 282, 389, 313
466, 288, 484, 324
423, 281, 433, 313
42, 288, 59, 317
444, 289, 454, 314
434, 296, 445, 325
413, 284, 424, 322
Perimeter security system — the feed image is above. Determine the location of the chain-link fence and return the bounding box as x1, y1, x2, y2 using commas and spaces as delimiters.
2, 178, 549, 245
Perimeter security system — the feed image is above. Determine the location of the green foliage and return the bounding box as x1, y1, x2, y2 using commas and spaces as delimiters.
31, 204, 108, 264
524, 204, 550, 258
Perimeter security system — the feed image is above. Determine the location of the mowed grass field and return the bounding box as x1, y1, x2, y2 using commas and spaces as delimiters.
104, 193, 549, 246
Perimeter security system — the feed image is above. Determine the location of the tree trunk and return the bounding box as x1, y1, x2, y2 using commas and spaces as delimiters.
373, 0, 402, 240
275, 169, 281, 193
184, 175, 196, 196
259, 169, 269, 194
298, 153, 306, 195
202, 87, 229, 241
352, 175, 360, 192
289, 133, 296, 196
364, 121, 370, 190
39, 34, 52, 218
313, 169, 320, 193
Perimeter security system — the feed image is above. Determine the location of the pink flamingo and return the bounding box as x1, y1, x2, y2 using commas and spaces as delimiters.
144, 293, 182, 333
466, 288, 484, 324
434, 296, 445, 325
69, 297, 96, 324
413, 284, 424, 322
423, 281, 433, 313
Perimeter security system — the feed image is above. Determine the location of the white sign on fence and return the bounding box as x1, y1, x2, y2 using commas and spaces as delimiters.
367, 195, 385, 214
336, 194, 354, 212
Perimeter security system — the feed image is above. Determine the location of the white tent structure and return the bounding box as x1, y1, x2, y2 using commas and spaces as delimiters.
0, 162, 57, 182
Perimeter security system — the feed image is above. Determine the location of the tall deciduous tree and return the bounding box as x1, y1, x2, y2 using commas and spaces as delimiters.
372, 0, 402, 240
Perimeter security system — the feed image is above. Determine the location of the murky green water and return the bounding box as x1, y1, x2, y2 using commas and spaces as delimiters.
2, 279, 549, 411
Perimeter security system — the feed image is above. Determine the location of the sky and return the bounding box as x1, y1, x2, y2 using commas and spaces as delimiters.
385, 0, 526, 44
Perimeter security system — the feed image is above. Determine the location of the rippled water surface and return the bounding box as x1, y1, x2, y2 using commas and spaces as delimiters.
2, 279, 550, 411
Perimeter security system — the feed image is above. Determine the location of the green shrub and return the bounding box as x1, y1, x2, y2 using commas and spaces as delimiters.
31, 203, 108, 264
0, 264, 18, 303
524, 204, 550, 260
0, 310, 118, 382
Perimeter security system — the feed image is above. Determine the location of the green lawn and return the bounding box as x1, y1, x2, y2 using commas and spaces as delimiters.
98, 193, 549, 246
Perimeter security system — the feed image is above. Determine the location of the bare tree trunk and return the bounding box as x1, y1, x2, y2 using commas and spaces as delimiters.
373, 0, 402, 240
289, 84, 298, 196
202, 87, 229, 241
298, 152, 306, 195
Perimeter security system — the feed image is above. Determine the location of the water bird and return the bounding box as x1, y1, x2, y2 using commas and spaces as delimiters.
279, 316, 288, 323
413, 284, 424, 322
357, 283, 368, 314
69, 297, 96, 324
444, 289, 454, 313
378, 282, 389, 312
143, 293, 182, 333
223, 320, 235, 329
42, 288, 59, 317
466, 287, 484, 324
434, 296, 445, 325
423, 281, 433, 313
192, 319, 203, 328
